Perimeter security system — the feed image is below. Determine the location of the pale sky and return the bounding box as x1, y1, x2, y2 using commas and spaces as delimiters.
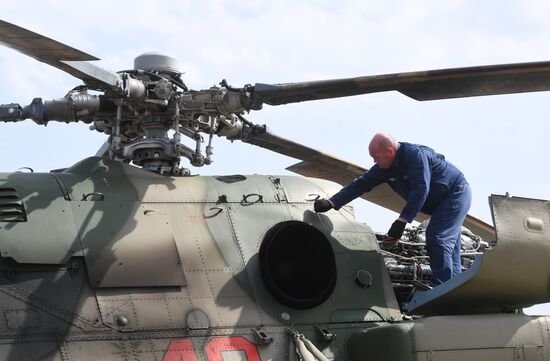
1, 0, 550, 314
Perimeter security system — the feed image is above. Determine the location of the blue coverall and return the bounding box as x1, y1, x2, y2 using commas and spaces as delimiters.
329, 142, 471, 285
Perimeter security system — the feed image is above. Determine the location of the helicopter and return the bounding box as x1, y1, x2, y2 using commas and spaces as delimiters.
1, 17, 550, 361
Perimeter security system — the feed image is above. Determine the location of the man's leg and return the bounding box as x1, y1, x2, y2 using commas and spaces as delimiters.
425, 234, 455, 285
426, 183, 472, 285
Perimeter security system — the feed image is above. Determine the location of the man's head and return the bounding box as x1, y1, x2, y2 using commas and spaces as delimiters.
369, 132, 398, 169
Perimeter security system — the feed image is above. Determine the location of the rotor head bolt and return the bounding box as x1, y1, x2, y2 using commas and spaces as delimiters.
154, 152, 160, 158
154, 80, 173, 99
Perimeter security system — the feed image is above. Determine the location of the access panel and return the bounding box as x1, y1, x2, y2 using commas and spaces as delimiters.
72, 201, 185, 287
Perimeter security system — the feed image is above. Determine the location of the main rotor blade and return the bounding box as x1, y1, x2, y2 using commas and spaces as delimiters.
252, 61, 550, 105
241, 125, 495, 241
241, 124, 366, 174
0, 20, 119, 90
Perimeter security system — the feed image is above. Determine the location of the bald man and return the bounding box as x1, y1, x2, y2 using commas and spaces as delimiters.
314, 133, 471, 285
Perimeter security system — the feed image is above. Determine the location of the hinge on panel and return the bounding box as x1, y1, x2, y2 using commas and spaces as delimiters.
253, 327, 274, 345
268, 176, 287, 202
315, 325, 336, 342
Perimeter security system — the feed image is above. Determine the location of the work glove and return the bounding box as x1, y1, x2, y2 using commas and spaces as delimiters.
387, 219, 406, 240
314, 199, 333, 213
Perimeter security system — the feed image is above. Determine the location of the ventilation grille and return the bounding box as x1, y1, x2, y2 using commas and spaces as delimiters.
0, 187, 27, 222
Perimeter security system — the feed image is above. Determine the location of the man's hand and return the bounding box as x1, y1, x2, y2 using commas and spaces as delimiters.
314, 199, 333, 213
387, 219, 406, 240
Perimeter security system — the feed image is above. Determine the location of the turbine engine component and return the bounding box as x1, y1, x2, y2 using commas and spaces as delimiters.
379, 221, 491, 308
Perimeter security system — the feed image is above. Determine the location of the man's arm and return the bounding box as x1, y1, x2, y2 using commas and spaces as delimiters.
328, 166, 385, 210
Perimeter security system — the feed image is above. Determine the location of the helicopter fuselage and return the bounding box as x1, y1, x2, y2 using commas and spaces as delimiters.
1, 157, 550, 360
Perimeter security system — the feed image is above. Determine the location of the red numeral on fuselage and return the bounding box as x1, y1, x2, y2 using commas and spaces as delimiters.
163, 338, 198, 361
163, 336, 261, 361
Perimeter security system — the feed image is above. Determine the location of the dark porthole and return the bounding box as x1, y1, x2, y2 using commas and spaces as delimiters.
259, 221, 337, 309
